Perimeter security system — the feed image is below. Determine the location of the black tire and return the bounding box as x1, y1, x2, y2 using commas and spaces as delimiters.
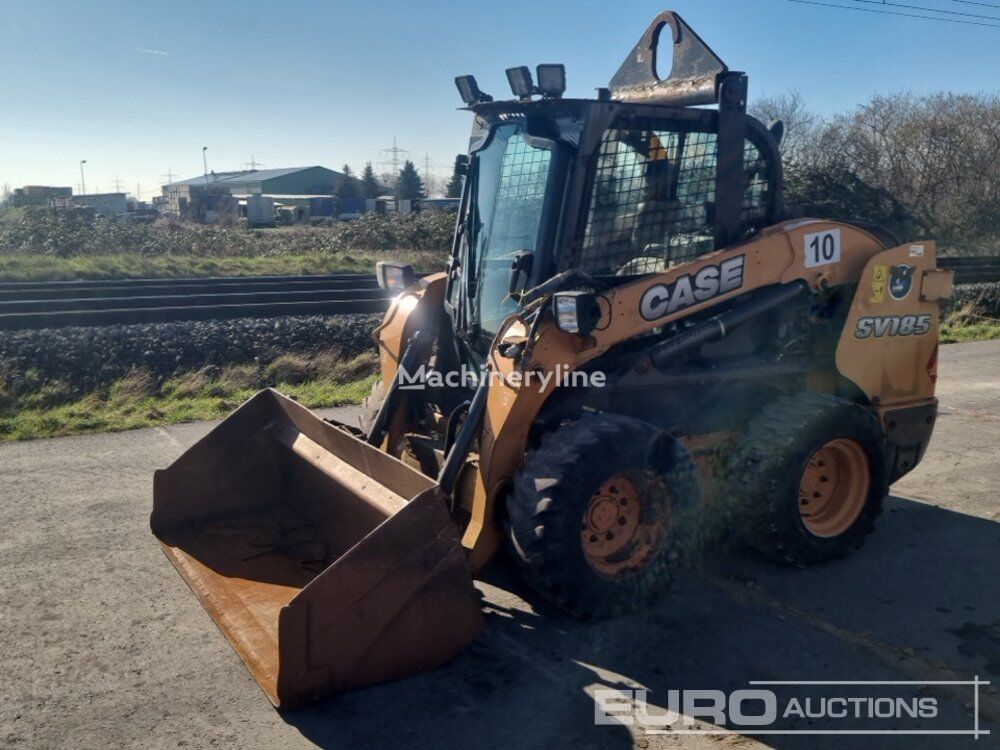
729, 392, 888, 566
506, 413, 701, 618
358, 379, 386, 434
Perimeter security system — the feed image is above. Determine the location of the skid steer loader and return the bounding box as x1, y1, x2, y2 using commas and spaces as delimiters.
152, 11, 954, 707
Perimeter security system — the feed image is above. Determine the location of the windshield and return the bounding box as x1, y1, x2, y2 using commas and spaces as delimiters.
468, 123, 553, 337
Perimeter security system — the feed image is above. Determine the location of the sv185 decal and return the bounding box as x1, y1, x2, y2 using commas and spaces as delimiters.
854, 314, 931, 339
640, 255, 745, 321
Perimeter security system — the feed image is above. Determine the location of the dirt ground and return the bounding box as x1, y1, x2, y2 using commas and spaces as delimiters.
1, 341, 997, 750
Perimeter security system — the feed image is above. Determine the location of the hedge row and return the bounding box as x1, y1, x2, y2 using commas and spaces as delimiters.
944, 282, 1000, 317
0, 208, 454, 257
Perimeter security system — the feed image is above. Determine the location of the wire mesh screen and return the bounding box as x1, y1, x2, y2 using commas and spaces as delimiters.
742, 139, 770, 229
579, 122, 774, 276
580, 125, 718, 275
474, 128, 552, 336
487, 136, 551, 253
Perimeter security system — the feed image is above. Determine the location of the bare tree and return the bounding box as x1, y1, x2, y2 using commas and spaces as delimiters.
750, 90, 821, 165
816, 92, 1000, 250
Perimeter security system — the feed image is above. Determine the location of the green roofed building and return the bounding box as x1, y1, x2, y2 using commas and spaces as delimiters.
161, 166, 360, 221
165, 166, 349, 196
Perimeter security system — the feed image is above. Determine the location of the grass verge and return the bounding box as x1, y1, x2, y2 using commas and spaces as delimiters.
941, 317, 1000, 343
941, 303, 1000, 344
0, 353, 377, 442
0, 251, 443, 281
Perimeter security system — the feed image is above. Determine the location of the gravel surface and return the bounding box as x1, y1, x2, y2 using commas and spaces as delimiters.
0, 314, 380, 395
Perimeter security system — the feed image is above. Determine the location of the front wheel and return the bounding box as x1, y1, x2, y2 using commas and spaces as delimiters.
729, 392, 889, 566
505, 413, 701, 618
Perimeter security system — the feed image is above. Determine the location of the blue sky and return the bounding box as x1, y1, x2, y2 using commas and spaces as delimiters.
1, 0, 998, 197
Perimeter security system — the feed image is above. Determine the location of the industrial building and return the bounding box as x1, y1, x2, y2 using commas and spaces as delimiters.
53, 192, 128, 217
161, 184, 237, 222
165, 166, 351, 197
11, 185, 72, 206
161, 166, 357, 222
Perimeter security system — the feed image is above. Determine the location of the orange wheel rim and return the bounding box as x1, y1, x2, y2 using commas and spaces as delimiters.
798, 438, 870, 538
581, 472, 661, 579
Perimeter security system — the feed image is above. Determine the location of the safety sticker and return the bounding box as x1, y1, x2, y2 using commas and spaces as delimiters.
870, 264, 887, 303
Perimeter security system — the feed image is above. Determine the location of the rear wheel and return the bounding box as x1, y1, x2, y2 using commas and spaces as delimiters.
506, 413, 700, 618
730, 392, 888, 566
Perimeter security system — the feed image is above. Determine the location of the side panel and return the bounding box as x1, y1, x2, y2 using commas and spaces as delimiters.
834, 242, 940, 404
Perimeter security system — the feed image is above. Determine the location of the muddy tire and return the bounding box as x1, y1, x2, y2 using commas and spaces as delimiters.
730, 392, 888, 566
506, 413, 701, 618
358, 379, 386, 434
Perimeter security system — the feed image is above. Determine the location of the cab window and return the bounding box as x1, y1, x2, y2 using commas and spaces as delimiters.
579, 119, 773, 276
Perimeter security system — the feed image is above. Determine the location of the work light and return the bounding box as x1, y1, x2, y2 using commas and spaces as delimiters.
535, 64, 566, 98
376, 262, 416, 292
455, 75, 491, 106
552, 291, 601, 335
505, 66, 534, 100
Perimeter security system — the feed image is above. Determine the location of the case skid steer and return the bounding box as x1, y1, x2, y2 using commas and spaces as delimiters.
152, 11, 953, 707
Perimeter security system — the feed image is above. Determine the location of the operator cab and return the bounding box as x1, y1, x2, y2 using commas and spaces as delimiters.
446, 12, 783, 353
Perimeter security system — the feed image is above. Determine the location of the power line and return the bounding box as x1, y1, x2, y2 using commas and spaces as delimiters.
947, 0, 1000, 9
782, 0, 1000, 27
850, 0, 1000, 21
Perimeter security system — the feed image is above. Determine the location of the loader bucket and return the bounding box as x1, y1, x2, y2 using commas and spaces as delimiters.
151, 389, 484, 708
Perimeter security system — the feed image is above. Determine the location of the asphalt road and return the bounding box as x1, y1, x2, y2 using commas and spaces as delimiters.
1, 341, 998, 750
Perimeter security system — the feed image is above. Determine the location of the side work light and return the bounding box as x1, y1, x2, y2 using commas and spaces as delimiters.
376, 261, 416, 292
552, 291, 601, 335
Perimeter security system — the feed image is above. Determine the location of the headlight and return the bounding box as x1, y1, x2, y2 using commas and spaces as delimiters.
552, 291, 601, 335
376, 262, 415, 292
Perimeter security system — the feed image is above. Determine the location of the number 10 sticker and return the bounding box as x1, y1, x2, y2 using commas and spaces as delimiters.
804, 228, 841, 268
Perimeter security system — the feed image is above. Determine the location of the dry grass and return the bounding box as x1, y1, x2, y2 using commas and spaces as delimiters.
940, 303, 1000, 344
317, 350, 379, 381
212, 364, 261, 394
263, 354, 314, 385
107, 370, 159, 405
0, 348, 380, 441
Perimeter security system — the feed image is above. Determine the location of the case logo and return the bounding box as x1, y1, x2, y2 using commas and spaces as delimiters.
639, 255, 745, 321
889, 264, 914, 300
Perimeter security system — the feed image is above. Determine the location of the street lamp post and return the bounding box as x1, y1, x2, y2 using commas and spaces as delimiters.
79, 160, 87, 195
202, 147, 209, 184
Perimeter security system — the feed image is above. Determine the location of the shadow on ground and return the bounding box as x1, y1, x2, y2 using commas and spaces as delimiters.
284, 495, 1000, 750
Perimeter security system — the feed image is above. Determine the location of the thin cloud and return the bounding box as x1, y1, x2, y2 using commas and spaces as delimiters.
133, 47, 168, 56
